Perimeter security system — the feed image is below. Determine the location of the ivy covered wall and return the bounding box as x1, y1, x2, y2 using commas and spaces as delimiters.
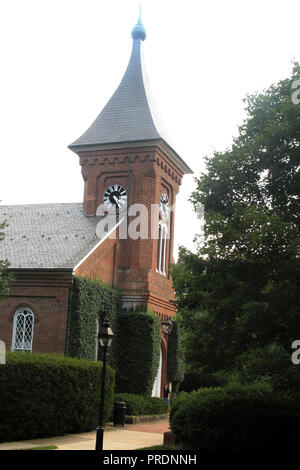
114, 309, 161, 396
167, 315, 185, 395
67, 276, 121, 362
67, 276, 185, 396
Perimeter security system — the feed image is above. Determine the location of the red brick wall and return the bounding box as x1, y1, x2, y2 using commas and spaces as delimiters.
74, 234, 118, 285
0, 270, 72, 355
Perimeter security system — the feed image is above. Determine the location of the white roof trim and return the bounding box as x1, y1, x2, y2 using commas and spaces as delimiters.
73, 216, 125, 273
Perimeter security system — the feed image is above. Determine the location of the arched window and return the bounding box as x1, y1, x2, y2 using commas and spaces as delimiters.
12, 307, 34, 352
156, 222, 168, 276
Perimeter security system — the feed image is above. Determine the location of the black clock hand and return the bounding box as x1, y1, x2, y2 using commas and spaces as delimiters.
113, 195, 120, 208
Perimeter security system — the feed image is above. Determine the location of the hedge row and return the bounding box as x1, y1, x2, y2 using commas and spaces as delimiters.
114, 393, 168, 416
170, 382, 300, 449
0, 352, 115, 443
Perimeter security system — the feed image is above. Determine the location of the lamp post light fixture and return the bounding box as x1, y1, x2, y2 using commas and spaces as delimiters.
95, 314, 114, 451
161, 319, 173, 338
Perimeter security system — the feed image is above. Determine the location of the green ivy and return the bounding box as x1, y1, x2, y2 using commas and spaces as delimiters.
67, 277, 176, 397
67, 276, 122, 362
167, 315, 185, 395
114, 309, 161, 396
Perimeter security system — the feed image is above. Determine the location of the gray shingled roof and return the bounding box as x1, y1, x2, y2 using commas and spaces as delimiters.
69, 20, 172, 150
0, 203, 102, 269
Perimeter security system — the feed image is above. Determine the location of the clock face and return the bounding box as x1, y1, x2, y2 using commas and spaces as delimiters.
103, 184, 127, 211
160, 193, 169, 220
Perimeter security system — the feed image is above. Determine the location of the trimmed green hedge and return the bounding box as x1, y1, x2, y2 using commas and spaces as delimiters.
170, 383, 300, 450
114, 310, 161, 395
68, 276, 121, 362
0, 352, 115, 443
114, 393, 168, 416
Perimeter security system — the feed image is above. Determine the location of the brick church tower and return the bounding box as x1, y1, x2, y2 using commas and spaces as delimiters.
69, 15, 192, 322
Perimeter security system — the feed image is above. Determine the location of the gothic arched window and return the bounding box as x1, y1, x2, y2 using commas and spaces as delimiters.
12, 307, 34, 352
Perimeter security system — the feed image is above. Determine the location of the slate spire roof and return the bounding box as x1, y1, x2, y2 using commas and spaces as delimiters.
68, 13, 190, 174
0, 16, 193, 272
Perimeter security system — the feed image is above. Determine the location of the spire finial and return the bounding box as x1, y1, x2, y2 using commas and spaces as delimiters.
131, 5, 146, 41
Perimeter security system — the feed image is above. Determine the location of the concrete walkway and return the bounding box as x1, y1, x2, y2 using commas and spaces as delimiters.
0, 420, 170, 451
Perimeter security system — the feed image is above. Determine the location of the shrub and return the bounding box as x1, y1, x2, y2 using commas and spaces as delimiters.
114, 393, 168, 416
170, 382, 300, 449
114, 310, 161, 395
0, 352, 115, 443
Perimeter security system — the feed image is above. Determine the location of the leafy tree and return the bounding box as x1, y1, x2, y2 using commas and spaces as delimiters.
172, 63, 300, 375
0, 220, 11, 299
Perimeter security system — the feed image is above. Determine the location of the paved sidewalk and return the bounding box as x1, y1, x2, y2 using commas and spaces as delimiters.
0, 419, 169, 451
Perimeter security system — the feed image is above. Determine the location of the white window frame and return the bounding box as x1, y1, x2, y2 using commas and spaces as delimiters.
12, 307, 34, 352
156, 221, 168, 276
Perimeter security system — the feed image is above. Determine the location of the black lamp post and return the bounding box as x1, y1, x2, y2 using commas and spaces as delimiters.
95, 314, 114, 451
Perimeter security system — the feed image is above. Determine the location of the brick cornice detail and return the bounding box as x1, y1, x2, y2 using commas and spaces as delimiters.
80, 152, 156, 168
79, 147, 183, 185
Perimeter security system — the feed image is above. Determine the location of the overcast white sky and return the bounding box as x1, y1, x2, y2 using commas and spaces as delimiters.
0, 0, 299, 257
